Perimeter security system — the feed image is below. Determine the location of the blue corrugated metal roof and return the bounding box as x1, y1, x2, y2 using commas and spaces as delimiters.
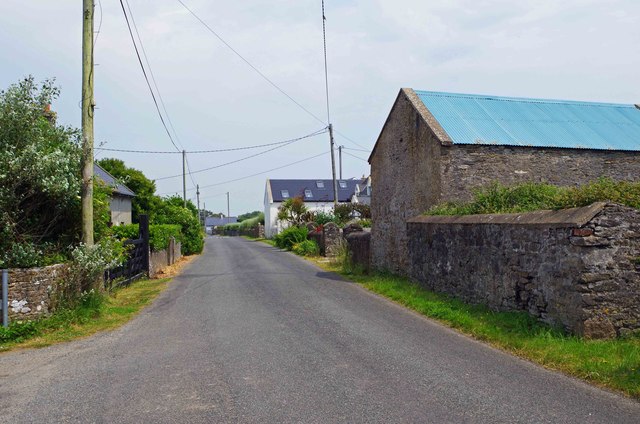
414, 91, 640, 151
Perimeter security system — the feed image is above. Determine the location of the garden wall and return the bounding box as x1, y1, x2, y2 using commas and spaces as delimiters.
149, 239, 182, 278
6, 264, 68, 321
407, 203, 640, 338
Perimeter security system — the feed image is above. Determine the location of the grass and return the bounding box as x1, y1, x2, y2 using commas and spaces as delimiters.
428, 178, 640, 216
310, 258, 640, 399
0, 277, 173, 353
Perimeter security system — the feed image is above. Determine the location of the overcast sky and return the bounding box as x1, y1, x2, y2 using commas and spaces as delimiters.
1, 0, 639, 215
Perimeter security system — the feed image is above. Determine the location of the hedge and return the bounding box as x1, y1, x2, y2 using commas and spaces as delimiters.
111, 224, 183, 252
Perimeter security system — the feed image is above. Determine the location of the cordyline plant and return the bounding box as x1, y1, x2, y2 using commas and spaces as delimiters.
277, 196, 309, 226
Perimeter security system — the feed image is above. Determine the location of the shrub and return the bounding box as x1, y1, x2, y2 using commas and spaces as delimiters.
154, 197, 203, 255
54, 237, 126, 308
292, 239, 320, 256
273, 226, 308, 250
314, 211, 336, 225
359, 218, 372, 228
277, 196, 308, 225
427, 179, 640, 216
113, 224, 183, 251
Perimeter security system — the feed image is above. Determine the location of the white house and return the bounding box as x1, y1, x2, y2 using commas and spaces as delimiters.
264, 178, 368, 238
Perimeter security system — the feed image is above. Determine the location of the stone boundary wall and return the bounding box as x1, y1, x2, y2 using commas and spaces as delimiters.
149, 240, 182, 278
346, 231, 371, 273
6, 264, 68, 321
407, 203, 640, 338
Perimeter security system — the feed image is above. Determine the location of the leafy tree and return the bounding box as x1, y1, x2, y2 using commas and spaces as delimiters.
97, 158, 161, 223
154, 196, 203, 255
0, 77, 82, 267
237, 210, 261, 222
277, 196, 308, 225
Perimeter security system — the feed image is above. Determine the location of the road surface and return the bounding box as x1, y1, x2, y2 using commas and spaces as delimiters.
1, 236, 639, 423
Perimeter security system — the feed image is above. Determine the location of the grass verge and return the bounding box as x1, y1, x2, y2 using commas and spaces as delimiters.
310, 258, 640, 399
0, 256, 195, 353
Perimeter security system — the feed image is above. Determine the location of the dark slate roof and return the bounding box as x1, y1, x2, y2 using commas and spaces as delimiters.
205, 217, 237, 227
94, 163, 136, 197
269, 179, 362, 203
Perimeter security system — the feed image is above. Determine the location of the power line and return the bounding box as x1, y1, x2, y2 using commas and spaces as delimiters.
343, 146, 371, 153
124, 0, 185, 151
342, 150, 369, 163
158, 151, 329, 195
175, 0, 369, 151
153, 128, 327, 181
119, 0, 181, 152
95, 130, 327, 154
184, 154, 198, 189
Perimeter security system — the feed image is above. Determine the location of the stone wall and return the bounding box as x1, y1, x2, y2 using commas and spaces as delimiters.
346, 231, 371, 273
149, 240, 182, 278
369, 88, 640, 275
407, 203, 640, 338
440, 145, 640, 204
6, 264, 68, 321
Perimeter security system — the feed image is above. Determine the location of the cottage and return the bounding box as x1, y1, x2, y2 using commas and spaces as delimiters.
264, 178, 366, 237
94, 163, 136, 226
205, 216, 238, 235
369, 89, 640, 274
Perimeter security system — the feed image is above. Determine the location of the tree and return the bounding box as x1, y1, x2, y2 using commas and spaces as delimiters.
97, 158, 161, 223
277, 196, 308, 226
0, 77, 82, 267
154, 196, 203, 254
237, 211, 262, 222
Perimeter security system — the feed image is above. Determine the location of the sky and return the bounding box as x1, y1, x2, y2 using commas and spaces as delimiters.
1, 0, 639, 215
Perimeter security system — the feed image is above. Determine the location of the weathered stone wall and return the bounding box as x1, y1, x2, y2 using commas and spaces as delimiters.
149, 240, 182, 278
370, 89, 443, 275
369, 89, 640, 275
346, 231, 371, 273
6, 264, 68, 321
407, 203, 640, 338
440, 145, 640, 204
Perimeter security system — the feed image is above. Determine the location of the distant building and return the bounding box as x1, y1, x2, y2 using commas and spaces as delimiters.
94, 163, 135, 226
369, 89, 640, 274
205, 216, 237, 235
264, 178, 369, 237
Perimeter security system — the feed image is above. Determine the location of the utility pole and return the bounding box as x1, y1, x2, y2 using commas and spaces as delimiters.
329, 124, 338, 208
203, 202, 207, 233
182, 150, 187, 207
81, 0, 95, 246
226, 192, 230, 224
338, 145, 343, 180
196, 184, 201, 225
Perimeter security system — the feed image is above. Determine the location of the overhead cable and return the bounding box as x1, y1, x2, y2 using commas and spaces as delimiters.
119, 0, 181, 152
342, 150, 369, 163
158, 151, 329, 195
153, 128, 327, 181
95, 128, 327, 154
175, 0, 369, 150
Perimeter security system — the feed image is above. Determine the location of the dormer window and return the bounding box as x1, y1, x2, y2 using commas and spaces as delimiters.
316, 181, 325, 189
304, 189, 313, 198
281, 190, 290, 198
339, 180, 347, 189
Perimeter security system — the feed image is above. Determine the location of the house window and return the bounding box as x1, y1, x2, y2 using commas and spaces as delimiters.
316, 181, 325, 189
304, 189, 313, 198
281, 190, 290, 198
339, 180, 347, 189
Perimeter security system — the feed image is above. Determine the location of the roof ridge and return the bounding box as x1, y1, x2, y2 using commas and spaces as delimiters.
413, 90, 634, 109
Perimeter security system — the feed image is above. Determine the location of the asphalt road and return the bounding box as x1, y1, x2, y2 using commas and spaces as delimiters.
1, 237, 639, 423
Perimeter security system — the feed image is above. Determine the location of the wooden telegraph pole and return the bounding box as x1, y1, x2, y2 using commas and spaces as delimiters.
81, 0, 95, 246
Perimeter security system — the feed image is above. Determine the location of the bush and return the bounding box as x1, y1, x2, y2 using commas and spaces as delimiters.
314, 211, 336, 225
292, 239, 319, 256
273, 226, 308, 250
54, 237, 127, 308
359, 218, 372, 228
427, 179, 640, 216
111, 224, 182, 252
154, 197, 203, 255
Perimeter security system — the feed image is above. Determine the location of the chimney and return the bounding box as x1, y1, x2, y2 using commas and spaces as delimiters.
43, 104, 57, 125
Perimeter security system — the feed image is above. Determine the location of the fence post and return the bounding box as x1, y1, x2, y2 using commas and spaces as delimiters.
2, 269, 8, 328
139, 214, 150, 274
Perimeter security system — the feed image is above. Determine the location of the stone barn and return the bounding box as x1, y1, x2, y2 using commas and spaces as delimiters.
369, 89, 640, 274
